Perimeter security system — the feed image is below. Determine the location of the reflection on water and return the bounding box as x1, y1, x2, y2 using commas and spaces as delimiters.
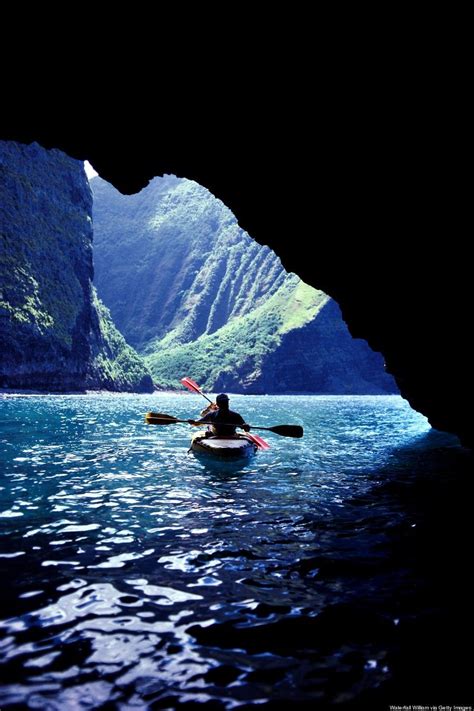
0, 394, 470, 708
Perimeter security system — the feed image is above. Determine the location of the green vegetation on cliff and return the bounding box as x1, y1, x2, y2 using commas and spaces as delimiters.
0, 140, 153, 392
92, 175, 398, 394
92, 176, 286, 350
146, 276, 329, 390
91, 289, 154, 392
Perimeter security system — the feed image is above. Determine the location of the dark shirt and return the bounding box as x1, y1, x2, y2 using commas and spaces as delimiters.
197, 408, 246, 437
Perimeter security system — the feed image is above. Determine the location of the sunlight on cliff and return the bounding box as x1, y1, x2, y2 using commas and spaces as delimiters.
84, 161, 98, 180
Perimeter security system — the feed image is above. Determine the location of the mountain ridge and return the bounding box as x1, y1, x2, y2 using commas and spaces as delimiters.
92, 175, 397, 395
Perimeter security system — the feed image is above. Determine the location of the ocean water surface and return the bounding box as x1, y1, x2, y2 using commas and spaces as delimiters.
0, 394, 470, 708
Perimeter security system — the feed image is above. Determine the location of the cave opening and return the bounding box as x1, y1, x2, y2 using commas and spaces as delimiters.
1, 131, 472, 446
0, 138, 471, 709
85, 159, 399, 400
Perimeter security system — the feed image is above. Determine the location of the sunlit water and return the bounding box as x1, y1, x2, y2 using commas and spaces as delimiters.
0, 394, 469, 708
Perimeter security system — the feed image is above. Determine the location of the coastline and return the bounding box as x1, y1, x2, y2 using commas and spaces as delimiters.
0, 388, 183, 398
0, 388, 402, 398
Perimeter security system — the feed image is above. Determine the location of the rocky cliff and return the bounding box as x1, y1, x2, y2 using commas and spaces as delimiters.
91, 175, 286, 351
0, 141, 153, 392
92, 176, 397, 394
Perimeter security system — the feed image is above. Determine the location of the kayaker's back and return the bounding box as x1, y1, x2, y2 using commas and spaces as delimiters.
202, 408, 246, 437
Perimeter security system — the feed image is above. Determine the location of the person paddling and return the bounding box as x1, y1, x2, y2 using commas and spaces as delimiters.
188, 393, 250, 438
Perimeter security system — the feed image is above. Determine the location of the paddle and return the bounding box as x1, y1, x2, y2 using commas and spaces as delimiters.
145, 412, 303, 438
181, 377, 271, 449
145, 413, 191, 425
145, 412, 270, 450
181, 376, 303, 439
245, 432, 271, 450
180, 377, 213, 404
146, 412, 270, 452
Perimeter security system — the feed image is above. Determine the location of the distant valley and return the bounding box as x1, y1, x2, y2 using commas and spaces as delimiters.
92, 175, 397, 394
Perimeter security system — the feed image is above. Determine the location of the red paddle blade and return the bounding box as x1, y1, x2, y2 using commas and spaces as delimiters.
246, 432, 270, 450
181, 376, 214, 405
181, 377, 202, 394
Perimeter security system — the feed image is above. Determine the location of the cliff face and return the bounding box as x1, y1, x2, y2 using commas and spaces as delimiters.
92, 176, 397, 394
0, 141, 153, 392
91, 175, 286, 351
145, 277, 397, 394
255, 299, 398, 394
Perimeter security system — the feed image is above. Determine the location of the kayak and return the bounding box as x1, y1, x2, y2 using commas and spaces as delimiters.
191, 430, 257, 459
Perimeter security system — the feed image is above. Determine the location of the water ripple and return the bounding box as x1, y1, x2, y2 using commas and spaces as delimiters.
0, 393, 465, 707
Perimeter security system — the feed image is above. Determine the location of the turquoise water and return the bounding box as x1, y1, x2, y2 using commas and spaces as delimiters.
0, 394, 467, 708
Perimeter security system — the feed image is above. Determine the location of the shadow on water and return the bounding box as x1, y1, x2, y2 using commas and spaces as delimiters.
362, 434, 474, 707
183, 434, 474, 708
297, 432, 474, 709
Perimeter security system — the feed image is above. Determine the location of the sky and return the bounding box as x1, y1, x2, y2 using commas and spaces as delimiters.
84, 161, 98, 180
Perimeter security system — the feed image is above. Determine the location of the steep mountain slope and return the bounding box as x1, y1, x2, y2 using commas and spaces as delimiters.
0, 141, 153, 392
146, 278, 396, 393
92, 176, 286, 350
92, 175, 397, 394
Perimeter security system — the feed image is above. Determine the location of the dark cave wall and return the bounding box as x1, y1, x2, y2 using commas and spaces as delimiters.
1, 129, 470, 446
